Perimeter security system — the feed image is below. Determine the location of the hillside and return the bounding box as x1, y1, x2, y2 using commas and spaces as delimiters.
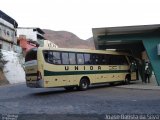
43, 29, 95, 49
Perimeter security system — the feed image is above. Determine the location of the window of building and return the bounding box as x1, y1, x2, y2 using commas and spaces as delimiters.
7, 31, 10, 36
11, 31, 14, 38
4, 29, 6, 35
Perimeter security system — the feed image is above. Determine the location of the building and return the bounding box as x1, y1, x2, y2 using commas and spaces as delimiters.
17, 27, 45, 45
17, 28, 58, 54
17, 37, 58, 56
92, 24, 160, 85
0, 10, 18, 51
17, 35, 39, 55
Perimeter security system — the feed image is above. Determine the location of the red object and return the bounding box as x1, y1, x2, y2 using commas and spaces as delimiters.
17, 36, 38, 55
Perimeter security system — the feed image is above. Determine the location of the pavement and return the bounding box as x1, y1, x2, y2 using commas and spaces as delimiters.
117, 75, 160, 90
0, 75, 159, 90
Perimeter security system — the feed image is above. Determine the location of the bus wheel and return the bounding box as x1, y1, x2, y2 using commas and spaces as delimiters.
78, 78, 89, 91
125, 75, 131, 85
64, 86, 75, 91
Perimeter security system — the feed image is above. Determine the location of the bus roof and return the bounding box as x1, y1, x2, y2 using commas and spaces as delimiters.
38, 47, 129, 56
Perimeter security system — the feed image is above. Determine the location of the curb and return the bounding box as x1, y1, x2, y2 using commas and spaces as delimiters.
115, 85, 160, 91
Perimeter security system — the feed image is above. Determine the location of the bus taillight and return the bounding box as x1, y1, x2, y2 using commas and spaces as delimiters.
37, 71, 42, 80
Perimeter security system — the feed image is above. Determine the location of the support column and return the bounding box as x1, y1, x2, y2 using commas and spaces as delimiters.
142, 38, 160, 85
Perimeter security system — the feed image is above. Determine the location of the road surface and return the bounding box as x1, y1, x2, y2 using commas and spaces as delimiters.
0, 83, 160, 120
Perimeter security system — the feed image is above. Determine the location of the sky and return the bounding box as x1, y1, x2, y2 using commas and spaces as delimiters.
1, 0, 160, 39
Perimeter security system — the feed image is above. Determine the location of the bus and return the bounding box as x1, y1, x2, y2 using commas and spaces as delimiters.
25, 47, 138, 90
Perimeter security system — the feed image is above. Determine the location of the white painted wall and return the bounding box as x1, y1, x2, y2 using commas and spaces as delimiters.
17, 28, 37, 41
0, 18, 14, 29
2, 50, 25, 84
0, 19, 16, 44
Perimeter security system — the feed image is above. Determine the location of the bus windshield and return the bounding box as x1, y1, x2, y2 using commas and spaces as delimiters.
25, 48, 37, 62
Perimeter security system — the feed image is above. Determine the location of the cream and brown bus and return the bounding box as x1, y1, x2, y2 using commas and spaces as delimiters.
25, 47, 138, 90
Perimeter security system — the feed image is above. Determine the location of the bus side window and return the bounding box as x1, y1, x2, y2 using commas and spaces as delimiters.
48, 51, 53, 63
90, 54, 98, 65
109, 55, 117, 65
95, 54, 100, 65
43, 51, 48, 62
100, 54, 105, 65
105, 54, 110, 65
77, 53, 84, 64
62, 52, 69, 64
110, 55, 119, 65
90, 54, 94, 64
69, 53, 76, 64
120, 56, 128, 65
53, 52, 61, 64
99, 54, 107, 65
110, 55, 128, 65
84, 54, 91, 65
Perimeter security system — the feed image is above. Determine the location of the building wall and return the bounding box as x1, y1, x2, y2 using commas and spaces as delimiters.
17, 29, 37, 41
0, 26, 15, 43
0, 18, 16, 51
0, 18, 14, 29
142, 51, 149, 61
0, 40, 12, 51
0, 19, 16, 43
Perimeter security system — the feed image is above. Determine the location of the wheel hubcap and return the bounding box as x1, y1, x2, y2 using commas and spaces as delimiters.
82, 82, 87, 88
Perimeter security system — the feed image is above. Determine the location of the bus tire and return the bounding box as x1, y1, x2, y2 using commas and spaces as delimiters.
64, 86, 75, 91
125, 75, 131, 85
78, 78, 90, 91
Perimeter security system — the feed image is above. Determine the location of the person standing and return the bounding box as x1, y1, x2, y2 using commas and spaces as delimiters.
144, 66, 151, 83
